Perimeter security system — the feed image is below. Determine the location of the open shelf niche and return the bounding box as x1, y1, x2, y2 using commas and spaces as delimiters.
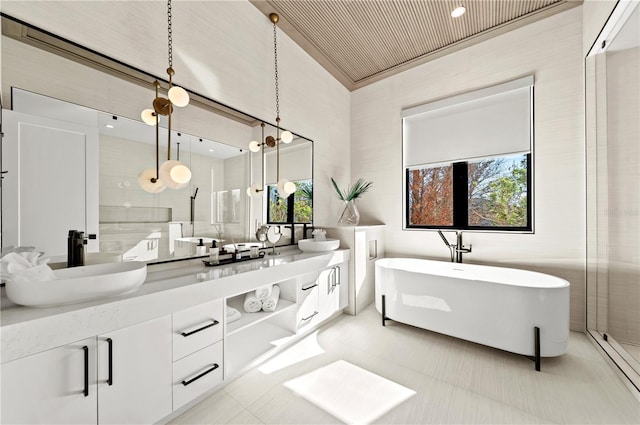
224, 278, 298, 377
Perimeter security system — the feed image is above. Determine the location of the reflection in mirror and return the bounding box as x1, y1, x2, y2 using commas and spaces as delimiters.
9, 88, 250, 263
1, 14, 314, 264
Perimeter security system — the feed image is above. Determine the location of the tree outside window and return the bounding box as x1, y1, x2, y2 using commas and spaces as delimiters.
268, 179, 313, 224
406, 153, 529, 230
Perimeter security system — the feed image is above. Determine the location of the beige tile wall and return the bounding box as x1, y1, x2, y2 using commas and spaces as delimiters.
351, 7, 586, 330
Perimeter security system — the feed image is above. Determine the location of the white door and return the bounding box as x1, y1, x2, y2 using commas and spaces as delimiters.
2, 110, 99, 256
97, 315, 172, 424
0, 337, 98, 424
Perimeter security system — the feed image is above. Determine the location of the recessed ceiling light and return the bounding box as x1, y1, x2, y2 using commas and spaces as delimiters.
451, 6, 466, 18
105, 124, 114, 129
209, 149, 214, 152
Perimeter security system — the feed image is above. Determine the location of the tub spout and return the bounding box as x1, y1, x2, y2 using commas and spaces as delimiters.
454, 231, 472, 263
437, 230, 471, 263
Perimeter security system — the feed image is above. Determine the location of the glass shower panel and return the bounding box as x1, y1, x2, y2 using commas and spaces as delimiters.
586, 1, 640, 389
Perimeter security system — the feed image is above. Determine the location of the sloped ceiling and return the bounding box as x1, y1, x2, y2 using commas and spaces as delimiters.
250, 0, 582, 90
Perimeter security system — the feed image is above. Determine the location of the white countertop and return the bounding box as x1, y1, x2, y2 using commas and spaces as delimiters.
0, 248, 349, 363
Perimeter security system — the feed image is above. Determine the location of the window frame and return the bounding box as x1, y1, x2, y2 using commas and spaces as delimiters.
402, 77, 535, 233
404, 153, 533, 232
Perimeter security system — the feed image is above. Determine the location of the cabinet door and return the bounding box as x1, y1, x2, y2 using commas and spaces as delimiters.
318, 267, 340, 322
1, 337, 97, 424
98, 315, 172, 424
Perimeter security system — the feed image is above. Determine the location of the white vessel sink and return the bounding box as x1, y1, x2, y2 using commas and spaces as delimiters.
298, 238, 340, 252
5, 261, 147, 307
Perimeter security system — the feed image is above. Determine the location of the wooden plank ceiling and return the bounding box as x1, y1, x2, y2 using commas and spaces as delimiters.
250, 0, 581, 90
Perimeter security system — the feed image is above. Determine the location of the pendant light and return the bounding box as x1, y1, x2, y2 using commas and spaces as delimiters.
246, 13, 295, 199
247, 122, 266, 197
270, 13, 295, 198
139, 0, 191, 192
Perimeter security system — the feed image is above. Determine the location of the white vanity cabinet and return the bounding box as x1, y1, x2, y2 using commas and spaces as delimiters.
0, 316, 172, 425
1, 337, 98, 424
298, 272, 321, 329
297, 262, 348, 330
326, 225, 385, 315
318, 263, 348, 322
171, 299, 224, 410
97, 315, 172, 424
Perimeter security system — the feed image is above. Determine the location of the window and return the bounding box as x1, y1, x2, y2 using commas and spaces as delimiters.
407, 153, 531, 230
267, 179, 313, 224
403, 76, 533, 231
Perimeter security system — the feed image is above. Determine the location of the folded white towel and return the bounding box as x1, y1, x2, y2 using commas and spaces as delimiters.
226, 306, 242, 323
243, 292, 262, 313
261, 285, 281, 312
255, 285, 273, 301
1, 251, 56, 284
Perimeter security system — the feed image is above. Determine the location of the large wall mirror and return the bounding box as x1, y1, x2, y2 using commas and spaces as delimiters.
0, 14, 313, 264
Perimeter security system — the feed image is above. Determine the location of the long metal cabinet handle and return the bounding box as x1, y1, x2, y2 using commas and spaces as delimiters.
181, 363, 219, 386
106, 338, 113, 386
301, 283, 318, 291
335, 266, 341, 285
82, 345, 89, 397
181, 320, 219, 337
302, 311, 319, 321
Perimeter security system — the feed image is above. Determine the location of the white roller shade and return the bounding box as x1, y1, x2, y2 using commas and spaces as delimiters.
403, 76, 533, 167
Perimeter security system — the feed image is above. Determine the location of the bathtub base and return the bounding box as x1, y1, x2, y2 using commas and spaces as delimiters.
379, 295, 543, 371
526, 326, 541, 371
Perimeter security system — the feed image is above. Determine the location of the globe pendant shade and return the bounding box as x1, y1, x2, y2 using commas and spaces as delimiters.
249, 141, 261, 152
247, 182, 263, 197
141, 109, 156, 126
168, 86, 190, 107
281, 130, 293, 144
138, 168, 166, 193
277, 179, 296, 198
159, 160, 192, 189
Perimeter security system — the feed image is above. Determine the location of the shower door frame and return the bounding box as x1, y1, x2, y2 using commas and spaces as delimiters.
585, 0, 640, 395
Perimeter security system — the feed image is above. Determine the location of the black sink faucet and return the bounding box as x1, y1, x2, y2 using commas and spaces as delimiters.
67, 230, 86, 267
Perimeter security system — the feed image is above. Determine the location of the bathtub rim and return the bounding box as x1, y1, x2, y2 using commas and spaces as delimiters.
375, 257, 570, 289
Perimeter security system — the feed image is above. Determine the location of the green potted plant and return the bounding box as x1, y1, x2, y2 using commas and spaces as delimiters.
331, 177, 373, 225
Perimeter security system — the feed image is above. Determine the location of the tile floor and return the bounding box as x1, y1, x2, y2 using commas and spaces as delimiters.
171, 305, 640, 424
620, 342, 640, 364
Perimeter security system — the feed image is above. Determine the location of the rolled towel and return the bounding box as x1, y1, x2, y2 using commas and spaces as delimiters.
243, 292, 262, 313
226, 306, 242, 323
261, 285, 281, 312
255, 285, 273, 301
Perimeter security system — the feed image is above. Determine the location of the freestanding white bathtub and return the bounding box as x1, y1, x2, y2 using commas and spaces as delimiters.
375, 258, 570, 367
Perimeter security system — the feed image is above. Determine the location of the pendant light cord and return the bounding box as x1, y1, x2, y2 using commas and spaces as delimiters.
166, 0, 173, 160
167, 0, 173, 72
273, 21, 279, 122
272, 18, 281, 182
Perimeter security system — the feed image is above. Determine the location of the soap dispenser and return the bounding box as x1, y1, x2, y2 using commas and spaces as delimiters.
196, 238, 207, 256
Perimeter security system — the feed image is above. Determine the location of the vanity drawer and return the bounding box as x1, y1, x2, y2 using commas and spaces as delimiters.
298, 280, 319, 330
173, 299, 223, 361
172, 341, 223, 410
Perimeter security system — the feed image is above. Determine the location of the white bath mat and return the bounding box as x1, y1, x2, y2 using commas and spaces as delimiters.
283, 360, 415, 424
